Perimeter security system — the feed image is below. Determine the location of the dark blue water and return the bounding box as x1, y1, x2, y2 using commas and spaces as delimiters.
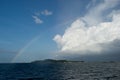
0, 62, 120, 80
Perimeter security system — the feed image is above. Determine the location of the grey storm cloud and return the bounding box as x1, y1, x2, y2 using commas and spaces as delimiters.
54, 39, 120, 61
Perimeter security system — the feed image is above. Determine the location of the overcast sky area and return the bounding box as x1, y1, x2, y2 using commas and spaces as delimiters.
0, 0, 120, 63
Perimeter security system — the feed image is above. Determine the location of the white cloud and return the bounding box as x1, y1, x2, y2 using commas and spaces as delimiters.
32, 9, 52, 24
86, 0, 96, 9
32, 15, 43, 24
53, 0, 120, 54
54, 13, 120, 53
107, 10, 120, 19
83, 0, 119, 26
41, 10, 53, 16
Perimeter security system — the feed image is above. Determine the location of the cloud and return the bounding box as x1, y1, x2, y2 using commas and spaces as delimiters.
32, 9, 52, 24
83, 0, 120, 26
41, 9, 53, 16
54, 37, 120, 61
34, 9, 53, 16
32, 15, 43, 24
86, 0, 97, 9
53, 0, 120, 55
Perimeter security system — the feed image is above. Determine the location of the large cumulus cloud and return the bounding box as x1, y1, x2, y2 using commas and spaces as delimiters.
53, 0, 120, 56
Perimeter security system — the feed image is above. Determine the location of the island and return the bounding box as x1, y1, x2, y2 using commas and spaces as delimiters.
31, 59, 84, 63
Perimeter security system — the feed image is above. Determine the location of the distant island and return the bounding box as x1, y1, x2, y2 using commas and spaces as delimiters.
31, 59, 118, 64
31, 59, 84, 63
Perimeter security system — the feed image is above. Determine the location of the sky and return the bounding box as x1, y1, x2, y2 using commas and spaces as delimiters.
0, 0, 120, 63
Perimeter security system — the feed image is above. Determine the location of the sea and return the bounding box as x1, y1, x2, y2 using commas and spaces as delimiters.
0, 62, 120, 80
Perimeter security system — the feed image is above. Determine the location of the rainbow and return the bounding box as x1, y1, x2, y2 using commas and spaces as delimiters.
11, 36, 40, 63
